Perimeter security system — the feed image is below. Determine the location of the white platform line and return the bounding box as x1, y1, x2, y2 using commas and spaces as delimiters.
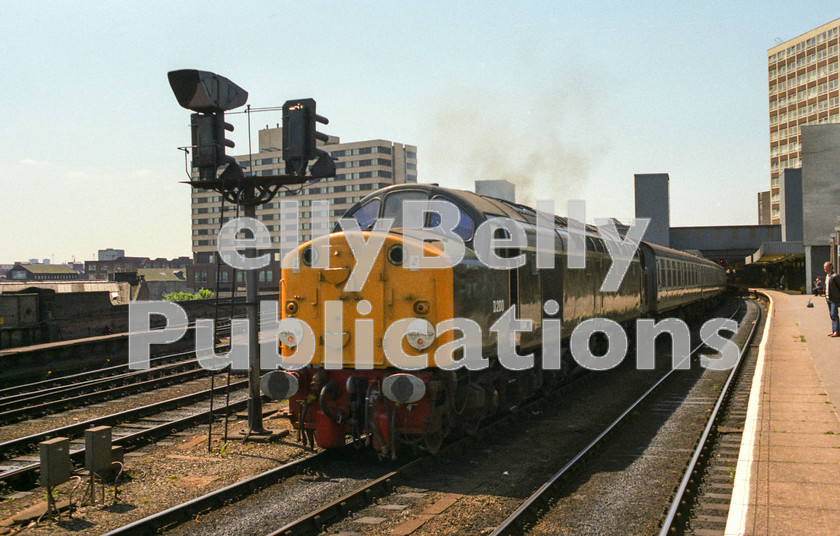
724, 293, 772, 536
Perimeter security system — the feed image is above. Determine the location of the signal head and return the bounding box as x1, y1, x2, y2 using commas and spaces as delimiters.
168, 69, 248, 113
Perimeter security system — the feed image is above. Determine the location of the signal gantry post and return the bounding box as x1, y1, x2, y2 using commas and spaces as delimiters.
167, 69, 335, 437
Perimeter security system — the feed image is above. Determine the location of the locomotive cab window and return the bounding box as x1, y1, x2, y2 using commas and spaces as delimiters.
348, 198, 381, 231
382, 190, 430, 229
428, 195, 476, 242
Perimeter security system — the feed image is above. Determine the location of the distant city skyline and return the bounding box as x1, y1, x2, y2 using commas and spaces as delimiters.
3, 2, 839, 263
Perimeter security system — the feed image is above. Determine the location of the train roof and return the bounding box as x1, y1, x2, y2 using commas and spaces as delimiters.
342, 184, 720, 267
343, 183, 601, 234
638, 241, 722, 268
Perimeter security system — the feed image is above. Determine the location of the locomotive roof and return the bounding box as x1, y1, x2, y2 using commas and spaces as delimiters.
346, 183, 601, 234
342, 184, 720, 267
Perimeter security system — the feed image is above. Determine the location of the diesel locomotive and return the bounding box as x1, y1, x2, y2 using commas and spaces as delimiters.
260, 184, 726, 457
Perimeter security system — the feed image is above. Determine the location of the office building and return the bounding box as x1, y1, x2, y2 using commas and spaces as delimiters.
767, 18, 840, 223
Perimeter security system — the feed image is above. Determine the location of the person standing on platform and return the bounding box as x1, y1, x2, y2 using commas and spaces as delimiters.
824, 261, 840, 337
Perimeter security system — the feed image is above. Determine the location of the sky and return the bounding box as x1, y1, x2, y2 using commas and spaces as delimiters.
1, 1, 838, 264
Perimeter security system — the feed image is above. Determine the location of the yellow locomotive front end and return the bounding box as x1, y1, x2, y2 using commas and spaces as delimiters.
267, 230, 456, 456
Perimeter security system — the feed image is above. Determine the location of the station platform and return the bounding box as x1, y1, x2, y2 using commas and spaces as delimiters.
726, 290, 840, 535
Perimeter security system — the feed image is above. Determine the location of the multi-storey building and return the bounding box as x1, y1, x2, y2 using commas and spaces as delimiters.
188, 127, 417, 290
767, 18, 840, 223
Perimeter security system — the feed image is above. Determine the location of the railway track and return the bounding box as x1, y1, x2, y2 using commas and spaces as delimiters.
0, 357, 211, 424
658, 294, 766, 536
99, 301, 743, 536
0, 379, 249, 490
486, 298, 762, 535
270, 297, 757, 536
36, 299, 755, 536
0, 348, 199, 400
104, 384, 554, 536
0, 317, 247, 424
0, 315, 239, 396
103, 447, 368, 536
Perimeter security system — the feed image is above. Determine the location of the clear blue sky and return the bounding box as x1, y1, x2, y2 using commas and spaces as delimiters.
1, 1, 837, 263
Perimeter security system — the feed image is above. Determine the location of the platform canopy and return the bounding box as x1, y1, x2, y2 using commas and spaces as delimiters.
745, 241, 804, 265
